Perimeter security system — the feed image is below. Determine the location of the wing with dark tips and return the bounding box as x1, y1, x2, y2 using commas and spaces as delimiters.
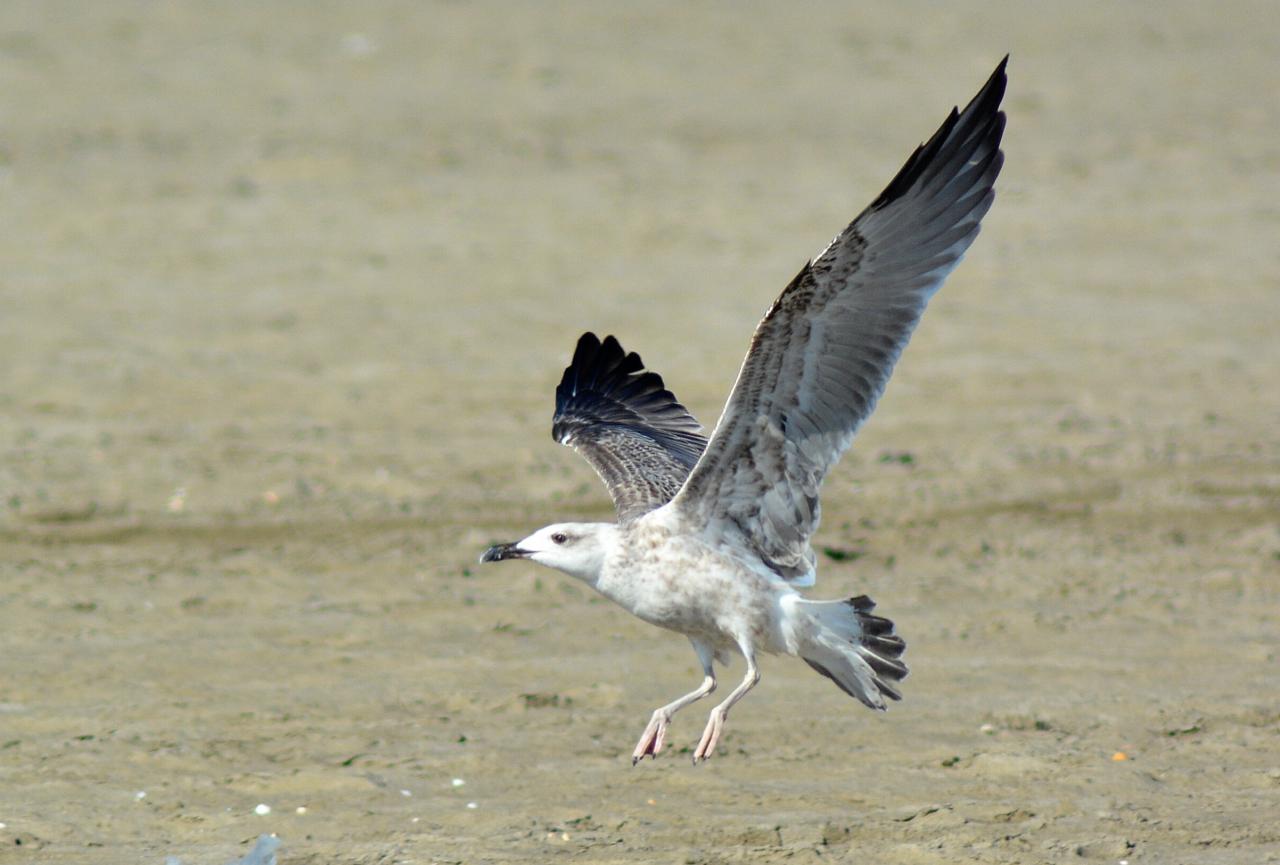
672, 58, 1008, 583
553, 332, 707, 521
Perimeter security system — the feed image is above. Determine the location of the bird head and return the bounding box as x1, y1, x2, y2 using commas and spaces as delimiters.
480, 522, 615, 583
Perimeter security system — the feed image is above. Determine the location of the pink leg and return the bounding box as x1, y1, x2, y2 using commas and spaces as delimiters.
693, 650, 759, 764
632, 640, 716, 765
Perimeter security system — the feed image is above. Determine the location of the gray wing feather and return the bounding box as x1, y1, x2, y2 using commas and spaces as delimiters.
553, 332, 706, 521
672, 58, 1008, 582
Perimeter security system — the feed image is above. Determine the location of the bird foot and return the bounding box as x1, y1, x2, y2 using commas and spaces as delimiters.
631, 710, 670, 765
692, 710, 726, 764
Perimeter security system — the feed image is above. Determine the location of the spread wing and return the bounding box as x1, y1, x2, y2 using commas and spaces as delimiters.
671, 57, 1008, 583
553, 332, 707, 521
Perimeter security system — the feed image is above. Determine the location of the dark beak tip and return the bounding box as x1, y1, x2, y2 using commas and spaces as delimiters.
480, 542, 523, 564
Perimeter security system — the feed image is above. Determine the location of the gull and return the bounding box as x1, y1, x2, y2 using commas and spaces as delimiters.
482, 58, 1007, 764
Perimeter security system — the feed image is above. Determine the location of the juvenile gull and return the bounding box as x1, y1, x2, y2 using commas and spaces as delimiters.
483, 58, 1007, 764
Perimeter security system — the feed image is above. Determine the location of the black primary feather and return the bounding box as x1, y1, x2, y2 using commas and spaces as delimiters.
552, 333, 707, 520
872, 55, 1007, 210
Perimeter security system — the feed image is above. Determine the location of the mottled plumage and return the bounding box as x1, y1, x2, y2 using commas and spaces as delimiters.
675, 58, 1006, 583
483, 58, 1008, 764
552, 333, 706, 521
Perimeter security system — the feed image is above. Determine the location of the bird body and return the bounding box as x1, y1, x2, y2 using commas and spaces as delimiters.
482, 57, 1008, 763
605, 510, 792, 656
505, 512, 904, 698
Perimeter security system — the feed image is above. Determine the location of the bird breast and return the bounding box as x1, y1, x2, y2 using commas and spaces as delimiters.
596, 517, 791, 652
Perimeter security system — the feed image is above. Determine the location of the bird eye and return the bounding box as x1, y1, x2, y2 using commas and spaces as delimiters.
551, 532, 568, 545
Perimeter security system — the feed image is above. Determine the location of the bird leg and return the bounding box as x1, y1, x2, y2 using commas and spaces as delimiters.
692, 651, 759, 764
632, 639, 716, 765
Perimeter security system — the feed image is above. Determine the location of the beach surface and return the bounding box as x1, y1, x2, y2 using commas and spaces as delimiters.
2, 2, 1278, 862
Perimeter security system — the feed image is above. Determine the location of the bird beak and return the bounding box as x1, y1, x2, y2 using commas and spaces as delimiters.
480, 541, 529, 563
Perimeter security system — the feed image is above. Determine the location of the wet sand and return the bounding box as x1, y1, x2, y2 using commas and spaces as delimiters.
2, 2, 1278, 863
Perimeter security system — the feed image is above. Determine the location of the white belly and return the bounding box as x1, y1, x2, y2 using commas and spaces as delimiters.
594, 519, 794, 654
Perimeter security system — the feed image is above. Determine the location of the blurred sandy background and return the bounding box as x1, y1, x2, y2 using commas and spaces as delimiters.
2, 2, 1277, 863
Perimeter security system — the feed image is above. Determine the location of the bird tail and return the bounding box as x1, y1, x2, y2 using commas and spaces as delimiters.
792, 594, 908, 710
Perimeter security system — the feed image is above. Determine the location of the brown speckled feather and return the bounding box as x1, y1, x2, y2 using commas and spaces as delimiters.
673, 58, 1007, 583
554, 333, 707, 522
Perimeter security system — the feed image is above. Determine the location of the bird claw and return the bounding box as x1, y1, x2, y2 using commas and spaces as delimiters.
631, 711, 669, 765
692, 710, 725, 764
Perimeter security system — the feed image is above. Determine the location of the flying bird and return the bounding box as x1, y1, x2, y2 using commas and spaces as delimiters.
482, 58, 1007, 764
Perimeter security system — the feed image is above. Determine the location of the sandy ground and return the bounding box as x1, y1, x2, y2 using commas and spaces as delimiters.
2, 2, 1278, 863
